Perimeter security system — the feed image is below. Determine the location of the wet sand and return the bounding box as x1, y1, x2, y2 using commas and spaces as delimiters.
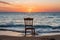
0, 35, 60, 40
0, 30, 60, 40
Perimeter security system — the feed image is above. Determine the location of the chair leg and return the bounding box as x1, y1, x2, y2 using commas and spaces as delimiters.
31, 29, 35, 36
31, 29, 33, 35
34, 29, 35, 35
25, 29, 26, 36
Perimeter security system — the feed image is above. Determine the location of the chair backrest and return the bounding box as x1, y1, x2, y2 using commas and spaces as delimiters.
24, 18, 33, 26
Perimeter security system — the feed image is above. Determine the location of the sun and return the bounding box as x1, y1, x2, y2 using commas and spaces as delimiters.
27, 7, 34, 12
28, 8, 32, 12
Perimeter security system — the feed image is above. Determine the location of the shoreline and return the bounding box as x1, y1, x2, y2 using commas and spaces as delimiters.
0, 29, 60, 40
0, 33, 60, 40
0, 29, 60, 37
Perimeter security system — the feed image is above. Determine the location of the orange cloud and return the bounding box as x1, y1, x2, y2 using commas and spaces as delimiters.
0, 1, 11, 5
0, 3, 60, 12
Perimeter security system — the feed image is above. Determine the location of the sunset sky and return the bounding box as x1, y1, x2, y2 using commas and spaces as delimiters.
0, 0, 60, 12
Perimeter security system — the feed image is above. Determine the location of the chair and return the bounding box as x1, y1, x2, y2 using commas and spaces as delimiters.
24, 18, 35, 36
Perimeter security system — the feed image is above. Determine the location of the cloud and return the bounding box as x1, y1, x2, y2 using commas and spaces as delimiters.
0, 1, 11, 5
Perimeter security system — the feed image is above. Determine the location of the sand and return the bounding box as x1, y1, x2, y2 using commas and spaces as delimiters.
0, 30, 24, 37
0, 30, 60, 40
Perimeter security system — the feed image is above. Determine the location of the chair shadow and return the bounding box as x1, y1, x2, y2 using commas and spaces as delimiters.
49, 38, 55, 40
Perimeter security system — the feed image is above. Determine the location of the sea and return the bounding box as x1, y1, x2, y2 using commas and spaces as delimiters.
0, 12, 60, 34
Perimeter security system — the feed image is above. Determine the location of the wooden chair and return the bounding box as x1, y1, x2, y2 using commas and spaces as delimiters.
24, 18, 35, 36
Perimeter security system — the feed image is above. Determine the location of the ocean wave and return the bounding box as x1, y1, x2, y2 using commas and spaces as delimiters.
0, 27, 60, 33
36, 28, 60, 33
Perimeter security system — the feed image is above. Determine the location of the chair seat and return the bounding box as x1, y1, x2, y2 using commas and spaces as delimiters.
25, 28, 35, 30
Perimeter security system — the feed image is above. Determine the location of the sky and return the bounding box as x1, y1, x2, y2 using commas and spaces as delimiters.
0, 0, 60, 12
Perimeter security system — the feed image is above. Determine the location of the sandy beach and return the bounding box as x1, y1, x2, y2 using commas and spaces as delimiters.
0, 30, 60, 40
0, 30, 24, 37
